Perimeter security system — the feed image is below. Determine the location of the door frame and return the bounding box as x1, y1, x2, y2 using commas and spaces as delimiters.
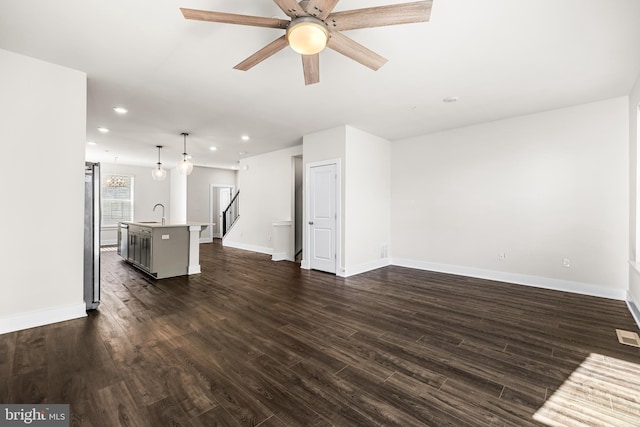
302, 158, 342, 275
209, 184, 236, 241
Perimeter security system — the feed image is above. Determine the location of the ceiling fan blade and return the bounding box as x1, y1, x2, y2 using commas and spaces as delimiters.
272, 0, 307, 18
234, 36, 289, 71
327, 1, 431, 31
181, 8, 289, 29
301, 54, 320, 85
304, 0, 341, 20
327, 31, 387, 71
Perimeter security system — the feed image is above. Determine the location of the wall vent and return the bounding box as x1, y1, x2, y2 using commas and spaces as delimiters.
615, 329, 640, 347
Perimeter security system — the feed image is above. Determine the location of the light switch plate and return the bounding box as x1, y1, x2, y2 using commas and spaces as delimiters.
162, 234, 170, 240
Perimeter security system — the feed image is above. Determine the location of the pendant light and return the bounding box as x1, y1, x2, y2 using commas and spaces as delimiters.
106, 157, 127, 188
178, 132, 194, 175
151, 145, 167, 181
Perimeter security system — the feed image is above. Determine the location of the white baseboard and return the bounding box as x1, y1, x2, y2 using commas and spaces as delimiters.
222, 240, 273, 255
391, 258, 627, 301
0, 303, 87, 335
199, 237, 213, 244
272, 252, 290, 261
300, 259, 310, 270
341, 258, 391, 278
101, 238, 117, 246
627, 291, 640, 330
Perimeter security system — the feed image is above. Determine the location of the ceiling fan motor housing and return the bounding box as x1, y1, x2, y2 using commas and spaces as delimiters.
286, 16, 330, 55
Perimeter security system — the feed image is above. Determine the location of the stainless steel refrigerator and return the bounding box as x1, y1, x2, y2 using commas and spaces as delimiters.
84, 162, 101, 310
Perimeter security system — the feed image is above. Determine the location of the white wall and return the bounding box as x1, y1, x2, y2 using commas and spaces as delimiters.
344, 126, 391, 275
392, 97, 629, 299
170, 168, 187, 223
0, 49, 87, 333
100, 162, 170, 245
301, 125, 392, 276
187, 166, 237, 240
628, 71, 640, 323
224, 145, 303, 254
303, 126, 347, 268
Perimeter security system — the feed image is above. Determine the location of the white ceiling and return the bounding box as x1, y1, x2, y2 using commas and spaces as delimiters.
1, 0, 639, 170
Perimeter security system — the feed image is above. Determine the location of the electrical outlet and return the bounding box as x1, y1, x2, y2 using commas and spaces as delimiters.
499, 252, 506, 260
563, 258, 571, 268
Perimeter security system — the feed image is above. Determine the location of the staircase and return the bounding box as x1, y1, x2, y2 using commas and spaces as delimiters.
222, 190, 240, 237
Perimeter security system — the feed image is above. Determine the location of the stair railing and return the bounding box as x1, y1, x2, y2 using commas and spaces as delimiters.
222, 190, 240, 237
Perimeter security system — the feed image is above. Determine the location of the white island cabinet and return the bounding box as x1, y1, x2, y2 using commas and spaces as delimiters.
118, 222, 208, 279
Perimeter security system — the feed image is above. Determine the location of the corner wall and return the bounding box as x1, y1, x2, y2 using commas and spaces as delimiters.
187, 166, 237, 241
0, 49, 87, 333
628, 71, 640, 326
344, 126, 391, 275
301, 125, 392, 276
303, 127, 347, 269
391, 97, 629, 299
224, 145, 303, 255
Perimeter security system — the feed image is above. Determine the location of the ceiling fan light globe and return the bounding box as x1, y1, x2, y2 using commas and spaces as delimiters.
286, 19, 329, 55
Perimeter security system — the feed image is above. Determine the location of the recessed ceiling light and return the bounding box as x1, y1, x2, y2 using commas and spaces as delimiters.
443, 96, 459, 103
87, 141, 96, 146
209, 146, 217, 151
97, 127, 109, 133
112, 107, 128, 114
241, 135, 250, 141
239, 151, 247, 155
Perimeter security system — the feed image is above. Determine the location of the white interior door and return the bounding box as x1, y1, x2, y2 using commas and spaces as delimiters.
309, 163, 337, 273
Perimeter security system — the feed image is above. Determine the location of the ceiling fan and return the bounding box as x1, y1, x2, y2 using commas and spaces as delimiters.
180, 0, 432, 85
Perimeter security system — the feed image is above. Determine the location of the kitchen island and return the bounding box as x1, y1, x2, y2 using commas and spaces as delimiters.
118, 221, 209, 279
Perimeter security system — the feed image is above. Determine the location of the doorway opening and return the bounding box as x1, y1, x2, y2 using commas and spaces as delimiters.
210, 184, 235, 240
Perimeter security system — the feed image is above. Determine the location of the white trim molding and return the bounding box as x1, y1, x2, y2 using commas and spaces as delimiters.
304, 158, 342, 276
391, 258, 627, 301
272, 220, 293, 261
222, 240, 273, 256
272, 252, 289, 261
627, 291, 640, 329
340, 258, 392, 278
0, 303, 87, 335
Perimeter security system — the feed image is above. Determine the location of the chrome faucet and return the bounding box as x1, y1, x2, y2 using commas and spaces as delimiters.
153, 203, 165, 225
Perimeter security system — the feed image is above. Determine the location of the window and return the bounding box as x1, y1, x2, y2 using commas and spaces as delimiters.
102, 175, 134, 227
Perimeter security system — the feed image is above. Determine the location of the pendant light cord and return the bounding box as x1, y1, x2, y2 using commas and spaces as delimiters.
182, 132, 189, 158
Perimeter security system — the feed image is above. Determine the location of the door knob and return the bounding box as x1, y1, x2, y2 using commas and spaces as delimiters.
308, 221, 314, 225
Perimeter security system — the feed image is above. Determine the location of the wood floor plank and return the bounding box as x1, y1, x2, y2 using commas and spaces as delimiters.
0, 331, 16, 401
12, 327, 47, 376
1, 241, 639, 426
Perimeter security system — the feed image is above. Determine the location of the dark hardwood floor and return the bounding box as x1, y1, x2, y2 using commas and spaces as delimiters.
2, 241, 640, 426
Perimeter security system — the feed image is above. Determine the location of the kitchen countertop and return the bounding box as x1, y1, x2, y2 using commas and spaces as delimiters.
121, 221, 211, 229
